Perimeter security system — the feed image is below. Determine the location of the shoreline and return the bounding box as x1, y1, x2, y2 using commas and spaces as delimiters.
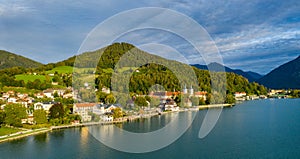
0, 103, 234, 143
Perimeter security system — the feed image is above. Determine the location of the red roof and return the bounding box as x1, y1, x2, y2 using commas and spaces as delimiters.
195, 91, 207, 95
75, 103, 96, 107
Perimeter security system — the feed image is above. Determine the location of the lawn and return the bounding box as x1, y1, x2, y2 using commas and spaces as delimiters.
15, 74, 48, 83
45, 66, 74, 74
0, 127, 21, 136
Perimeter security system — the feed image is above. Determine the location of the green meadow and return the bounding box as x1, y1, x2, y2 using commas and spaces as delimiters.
45, 66, 73, 74
15, 74, 48, 83
0, 127, 21, 136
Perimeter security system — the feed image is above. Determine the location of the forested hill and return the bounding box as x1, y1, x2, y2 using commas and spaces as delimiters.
0, 50, 42, 69
66, 42, 267, 96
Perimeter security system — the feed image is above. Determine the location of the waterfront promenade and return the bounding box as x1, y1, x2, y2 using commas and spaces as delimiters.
0, 104, 234, 143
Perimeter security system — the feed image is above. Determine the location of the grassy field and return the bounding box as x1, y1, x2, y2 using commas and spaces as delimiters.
15, 74, 49, 83
0, 127, 21, 136
45, 66, 74, 74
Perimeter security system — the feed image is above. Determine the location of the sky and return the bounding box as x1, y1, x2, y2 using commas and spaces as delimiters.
0, 0, 299, 75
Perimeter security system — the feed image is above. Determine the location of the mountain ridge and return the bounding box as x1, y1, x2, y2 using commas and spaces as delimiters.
0, 50, 42, 69
258, 55, 300, 89
191, 63, 263, 82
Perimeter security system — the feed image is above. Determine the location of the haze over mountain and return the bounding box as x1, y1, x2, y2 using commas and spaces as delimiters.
0, 50, 42, 69
191, 63, 263, 82
258, 56, 300, 89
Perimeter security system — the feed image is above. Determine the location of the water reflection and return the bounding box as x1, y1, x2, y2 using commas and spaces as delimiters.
34, 133, 49, 143
52, 130, 64, 138
10, 137, 27, 145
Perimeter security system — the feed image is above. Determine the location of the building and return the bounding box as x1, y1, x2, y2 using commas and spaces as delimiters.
34, 102, 56, 112
73, 103, 97, 112
100, 113, 114, 122
162, 98, 179, 111
194, 91, 207, 100
234, 92, 247, 98
76, 110, 92, 122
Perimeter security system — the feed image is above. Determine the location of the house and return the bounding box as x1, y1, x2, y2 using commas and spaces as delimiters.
7, 97, 17, 103
36, 93, 45, 99
17, 93, 27, 99
21, 115, 34, 124
76, 110, 92, 122
162, 98, 179, 111
194, 91, 207, 100
101, 87, 110, 94
2, 93, 9, 99
104, 104, 122, 113
73, 103, 97, 112
34, 102, 56, 112
149, 91, 180, 103
234, 92, 247, 98
92, 104, 105, 115
43, 90, 54, 98
100, 112, 114, 122
63, 93, 73, 98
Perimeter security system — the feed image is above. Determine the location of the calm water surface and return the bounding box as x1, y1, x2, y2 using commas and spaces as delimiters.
1, 99, 300, 159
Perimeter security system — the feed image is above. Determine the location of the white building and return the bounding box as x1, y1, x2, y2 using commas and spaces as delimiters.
7, 97, 17, 103
234, 92, 247, 98
163, 99, 179, 111
34, 102, 55, 112
76, 110, 92, 122
73, 103, 97, 112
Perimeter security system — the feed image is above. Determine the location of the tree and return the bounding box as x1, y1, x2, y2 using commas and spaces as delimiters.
49, 103, 65, 120
4, 103, 27, 127
97, 91, 108, 103
190, 96, 199, 106
0, 110, 5, 126
134, 96, 148, 107
199, 97, 206, 105
150, 97, 160, 107
225, 94, 235, 104
33, 109, 48, 124
145, 96, 151, 102
105, 94, 116, 104
53, 91, 59, 98
112, 107, 123, 119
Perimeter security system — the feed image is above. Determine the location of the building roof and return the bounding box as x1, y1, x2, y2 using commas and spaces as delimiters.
75, 103, 97, 108
195, 91, 207, 95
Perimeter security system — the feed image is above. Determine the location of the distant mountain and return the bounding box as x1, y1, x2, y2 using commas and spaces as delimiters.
191, 63, 263, 82
258, 56, 300, 89
0, 50, 42, 69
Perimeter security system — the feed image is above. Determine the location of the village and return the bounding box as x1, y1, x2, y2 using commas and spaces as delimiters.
0, 83, 287, 126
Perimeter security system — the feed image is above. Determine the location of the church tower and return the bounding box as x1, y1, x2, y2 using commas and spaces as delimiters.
183, 84, 188, 94
190, 85, 194, 96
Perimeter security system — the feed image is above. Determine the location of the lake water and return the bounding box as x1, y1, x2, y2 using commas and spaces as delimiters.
1, 99, 300, 158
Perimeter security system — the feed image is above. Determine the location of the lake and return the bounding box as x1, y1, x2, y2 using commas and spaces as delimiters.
1, 99, 300, 158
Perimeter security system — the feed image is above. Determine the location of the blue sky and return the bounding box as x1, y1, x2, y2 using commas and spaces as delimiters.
0, 0, 299, 74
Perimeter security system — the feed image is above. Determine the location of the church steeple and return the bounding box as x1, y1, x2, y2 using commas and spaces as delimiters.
183, 84, 187, 94
190, 85, 194, 95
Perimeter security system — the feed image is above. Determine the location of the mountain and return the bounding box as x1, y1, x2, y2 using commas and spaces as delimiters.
66, 43, 267, 96
191, 63, 263, 82
0, 50, 42, 69
258, 56, 300, 89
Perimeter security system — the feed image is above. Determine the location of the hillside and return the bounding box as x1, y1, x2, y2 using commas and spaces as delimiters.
68, 43, 267, 96
191, 63, 263, 82
258, 56, 300, 89
0, 50, 42, 69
